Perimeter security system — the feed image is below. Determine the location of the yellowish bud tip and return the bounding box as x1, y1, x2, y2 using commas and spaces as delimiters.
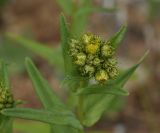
95, 70, 108, 82
85, 43, 100, 54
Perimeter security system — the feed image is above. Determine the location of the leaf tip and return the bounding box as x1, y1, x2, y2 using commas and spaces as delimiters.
138, 50, 150, 64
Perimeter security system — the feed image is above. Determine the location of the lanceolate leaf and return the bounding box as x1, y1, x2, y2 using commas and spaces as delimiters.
60, 14, 78, 77
109, 50, 149, 86
0, 59, 10, 89
2, 108, 82, 130
108, 25, 127, 49
6, 33, 64, 71
55, 0, 73, 15
77, 85, 129, 96
25, 58, 66, 110
83, 94, 114, 126
60, 14, 72, 74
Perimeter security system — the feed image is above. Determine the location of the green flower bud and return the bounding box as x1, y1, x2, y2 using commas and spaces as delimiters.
74, 53, 86, 66
0, 89, 14, 111
108, 58, 117, 65
70, 39, 83, 52
82, 33, 93, 44
81, 65, 95, 77
86, 54, 95, 65
70, 39, 79, 45
103, 57, 117, 68
107, 67, 119, 79
101, 44, 115, 57
95, 69, 109, 82
93, 57, 101, 66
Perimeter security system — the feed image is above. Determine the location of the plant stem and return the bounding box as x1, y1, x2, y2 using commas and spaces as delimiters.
77, 80, 88, 124
78, 94, 84, 122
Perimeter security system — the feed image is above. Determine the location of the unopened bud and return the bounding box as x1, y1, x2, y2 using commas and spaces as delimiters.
95, 69, 109, 82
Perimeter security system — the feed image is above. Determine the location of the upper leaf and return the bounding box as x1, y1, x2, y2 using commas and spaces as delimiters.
55, 0, 73, 15
108, 25, 127, 49
60, 14, 72, 75
108, 50, 149, 87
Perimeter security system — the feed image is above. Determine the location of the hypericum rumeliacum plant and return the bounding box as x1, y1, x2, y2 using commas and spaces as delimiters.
0, 15, 149, 133
69, 33, 118, 82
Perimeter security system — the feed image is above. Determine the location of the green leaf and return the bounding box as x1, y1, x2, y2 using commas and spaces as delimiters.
82, 94, 114, 126
77, 84, 129, 96
60, 14, 71, 74
109, 50, 149, 86
0, 115, 13, 133
55, 0, 73, 15
25, 58, 66, 110
60, 14, 78, 77
1, 108, 82, 130
108, 25, 127, 49
0, 59, 10, 89
6, 33, 64, 71
25, 58, 82, 132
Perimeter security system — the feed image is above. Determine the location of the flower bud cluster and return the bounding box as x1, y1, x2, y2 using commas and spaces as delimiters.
69, 33, 119, 83
0, 85, 14, 111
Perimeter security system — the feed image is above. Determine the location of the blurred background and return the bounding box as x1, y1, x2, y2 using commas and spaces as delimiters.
0, 0, 160, 133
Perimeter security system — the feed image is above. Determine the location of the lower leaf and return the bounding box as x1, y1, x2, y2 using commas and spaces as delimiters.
1, 108, 82, 130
